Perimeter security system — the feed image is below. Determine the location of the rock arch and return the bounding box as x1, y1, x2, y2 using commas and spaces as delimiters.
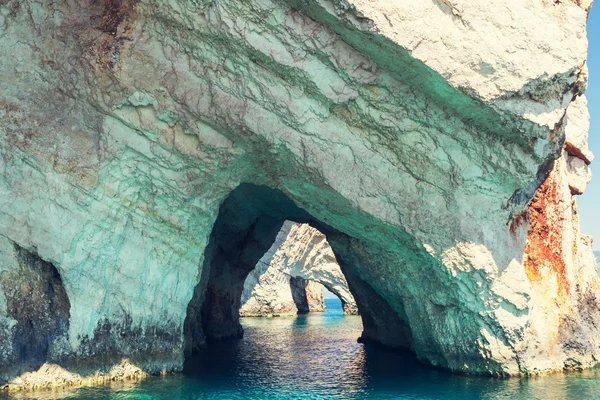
240, 221, 358, 317
183, 184, 409, 353
0, 0, 597, 386
289, 277, 326, 314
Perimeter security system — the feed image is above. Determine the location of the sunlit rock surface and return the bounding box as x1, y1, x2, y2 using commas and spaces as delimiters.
240, 221, 357, 316
0, 0, 597, 388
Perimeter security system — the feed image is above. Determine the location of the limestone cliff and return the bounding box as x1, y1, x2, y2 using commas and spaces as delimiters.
0, 0, 597, 389
240, 221, 357, 316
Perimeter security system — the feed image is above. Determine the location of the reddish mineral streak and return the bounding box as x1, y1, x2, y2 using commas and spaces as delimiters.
543, 0, 583, 8
523, 165, 570, 297
509, 210, 528, 236
92, 0, 139, 69
97, 0, 139, 36
564, 142, 592, 165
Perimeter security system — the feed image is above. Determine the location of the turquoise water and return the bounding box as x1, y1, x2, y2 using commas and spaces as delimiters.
5, 298, 600, 399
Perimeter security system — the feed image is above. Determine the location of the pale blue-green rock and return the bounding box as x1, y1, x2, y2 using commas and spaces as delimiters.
0, 0, 597, 389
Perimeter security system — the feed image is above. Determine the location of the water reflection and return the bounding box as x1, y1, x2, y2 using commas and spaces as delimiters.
3, 299, 600, 399
184, 307, 369, 399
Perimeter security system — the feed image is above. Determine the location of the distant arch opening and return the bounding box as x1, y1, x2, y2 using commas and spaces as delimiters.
238, 220, 357, 318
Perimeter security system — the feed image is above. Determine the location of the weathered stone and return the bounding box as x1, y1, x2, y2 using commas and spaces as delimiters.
2, 361, 146, 392
291, 278, 325, 314
566, 155, 591, 195
0, 0, 597, 388
565, 95, 594, 164
240, 221, 358, 317
0, 239, 70, 383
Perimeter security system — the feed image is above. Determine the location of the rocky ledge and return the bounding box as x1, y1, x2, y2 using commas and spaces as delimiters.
0, 0, 598, 390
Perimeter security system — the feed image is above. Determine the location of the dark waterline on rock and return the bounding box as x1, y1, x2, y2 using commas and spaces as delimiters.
4, 298, 600, 399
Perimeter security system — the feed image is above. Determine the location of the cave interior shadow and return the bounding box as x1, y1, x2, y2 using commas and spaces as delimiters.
183, 183, 415, 364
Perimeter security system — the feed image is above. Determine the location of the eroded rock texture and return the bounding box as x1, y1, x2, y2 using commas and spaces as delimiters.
240, 221, 358, 317
0, 0, 597, 387
0, 240, 70, 383
291, 277, 325, 314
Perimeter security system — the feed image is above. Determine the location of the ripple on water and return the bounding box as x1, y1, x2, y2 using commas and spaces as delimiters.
3, 299, 600, 399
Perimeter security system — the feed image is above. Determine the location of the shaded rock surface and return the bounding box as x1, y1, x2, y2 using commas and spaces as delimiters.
0, 0, 597, 388
0, 241, 70, 383
290, 277, 325, 314
240, 221, 358, 316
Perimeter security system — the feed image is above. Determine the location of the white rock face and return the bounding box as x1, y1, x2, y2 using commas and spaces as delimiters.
343, 0, 591, 101
565, 95, 594, 164
0, 0, 597, 387
240, 221, 358, 316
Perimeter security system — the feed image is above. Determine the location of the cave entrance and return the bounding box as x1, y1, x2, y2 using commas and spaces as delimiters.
183, 183, 412, 356
0, 244, 71, 379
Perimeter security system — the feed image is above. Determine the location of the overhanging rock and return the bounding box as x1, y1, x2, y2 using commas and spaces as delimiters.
0, 0, 597, 387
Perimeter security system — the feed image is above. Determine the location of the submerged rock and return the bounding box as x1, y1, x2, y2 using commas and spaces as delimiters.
240, 221, 358, 317
0, 0, 597, 388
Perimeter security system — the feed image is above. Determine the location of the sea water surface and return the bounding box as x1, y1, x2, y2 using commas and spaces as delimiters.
5, 298, 600, 400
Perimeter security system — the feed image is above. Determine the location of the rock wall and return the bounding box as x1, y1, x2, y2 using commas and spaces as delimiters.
240, 221, 358, 317
0, 0, 597, 388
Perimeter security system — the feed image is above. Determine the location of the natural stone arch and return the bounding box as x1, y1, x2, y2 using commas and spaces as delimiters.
289, 277, 326, 314
240, 221, 358, 317
183, 183, 410, 353
0, 0, 596, 386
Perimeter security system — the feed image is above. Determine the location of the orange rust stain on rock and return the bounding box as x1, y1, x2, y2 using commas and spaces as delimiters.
91, 0, 139, 69
96, 0, 139, 36
541, 0, 589, 10
523, 166, 570, 297
542, 0, 578, 6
